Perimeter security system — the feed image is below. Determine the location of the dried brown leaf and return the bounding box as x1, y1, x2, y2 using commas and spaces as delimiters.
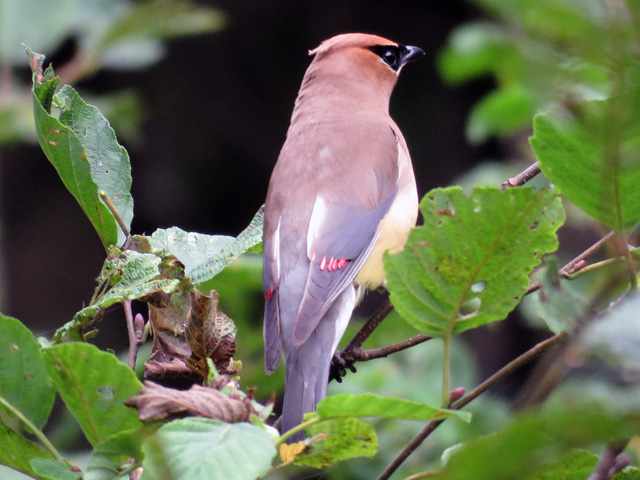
125, 380, 253, 423
185, 290, 236, 377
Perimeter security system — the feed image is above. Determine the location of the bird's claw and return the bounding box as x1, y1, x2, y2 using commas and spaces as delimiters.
329, 350, 357, 383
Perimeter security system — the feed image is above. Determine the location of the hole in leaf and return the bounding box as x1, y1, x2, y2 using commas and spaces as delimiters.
474, 205, 481, 213
529, 221, 539, 230
459, 297, 481, 316
98, 386, 115, 400
471, 280, 486, 293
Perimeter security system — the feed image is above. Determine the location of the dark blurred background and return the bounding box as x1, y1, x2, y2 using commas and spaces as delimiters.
2, 0, 496, 348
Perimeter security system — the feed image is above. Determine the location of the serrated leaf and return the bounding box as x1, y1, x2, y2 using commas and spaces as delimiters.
316, 393, 471, 423
43, 343, 142, 446
294, 417, 377, 468
56, 251, 180, 341
531, 105, 640, 231
189, 207, 264, 289
30, 458, 81, 480
0, 314, 55, 429
385, 187, 564, 337
126, 381, 252, 423
140, 418, 276, 480
27, 47, 121, 248
55, 85, 133, 246
0, 423, 54, 478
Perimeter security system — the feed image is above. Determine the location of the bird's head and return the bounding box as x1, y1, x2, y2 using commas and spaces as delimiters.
301, 33, 425, 112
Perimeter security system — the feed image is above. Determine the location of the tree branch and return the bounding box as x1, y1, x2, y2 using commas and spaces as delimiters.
586, 441, 631, 480
525, 231, 616, 295
348, 334, 432, 362
376, 332, 566, 480
501, 162, 541, 190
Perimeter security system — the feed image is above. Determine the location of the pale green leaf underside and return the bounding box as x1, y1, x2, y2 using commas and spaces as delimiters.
385, 186, 564, 337
141, 418, 275, 480
189, 207, 264, 288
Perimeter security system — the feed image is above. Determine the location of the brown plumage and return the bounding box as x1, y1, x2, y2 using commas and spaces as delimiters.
262, 33, 423, 441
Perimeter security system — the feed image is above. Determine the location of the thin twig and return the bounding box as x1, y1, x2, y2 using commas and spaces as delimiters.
348, 334, 431, 361
586, 441, 631, 480
525, 231, 616, 295
376, 332, 566, 480
500, 162, 541, 190
124, 300, 143, 370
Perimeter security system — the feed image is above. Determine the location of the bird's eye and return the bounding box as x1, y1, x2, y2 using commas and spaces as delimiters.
383, 49, 397, 67
368, 45, 402, 71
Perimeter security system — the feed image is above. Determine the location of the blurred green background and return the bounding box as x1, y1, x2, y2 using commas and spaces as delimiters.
1, 0, 635, 479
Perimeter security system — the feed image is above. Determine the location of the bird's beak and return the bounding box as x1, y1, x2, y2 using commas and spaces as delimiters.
401, 45, 425, 65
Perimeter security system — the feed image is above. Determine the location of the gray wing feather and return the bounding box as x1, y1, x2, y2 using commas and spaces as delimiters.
293, 193, 396, 344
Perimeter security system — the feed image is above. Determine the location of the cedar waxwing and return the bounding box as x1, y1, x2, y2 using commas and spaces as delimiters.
263, 33, 423, 441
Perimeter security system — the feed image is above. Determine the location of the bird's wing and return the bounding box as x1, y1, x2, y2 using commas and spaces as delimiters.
292, 192, 396, 345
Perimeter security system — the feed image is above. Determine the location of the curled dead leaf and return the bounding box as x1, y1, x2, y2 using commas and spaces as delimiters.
125, 380, 253, 423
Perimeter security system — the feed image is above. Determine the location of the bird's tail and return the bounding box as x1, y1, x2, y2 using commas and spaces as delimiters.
281, 350, 330, 443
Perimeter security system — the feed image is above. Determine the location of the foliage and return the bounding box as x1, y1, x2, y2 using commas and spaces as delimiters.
0, 0, 225, 145
1, 0, 640, 478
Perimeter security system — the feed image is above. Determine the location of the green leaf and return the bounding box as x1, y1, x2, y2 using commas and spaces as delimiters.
55, 251, 180, 341
467, 86, 535, 144
526, 449, 597, 480
140, 418, 276, 480
149, 228, 235, 275
316, 393, 471, 423
529, 257, 585, 334
294, 417, 377, 469
27, 47, 121, 248
30, 458, 81, 480
1, 1, 76, 64
55, 85, 134, 246
0, 314, 55, 429
385, 187, 564, 337
432, 403, 640, 480
0, 423, 54, 478
189, 206, 264, 289
530, 105, 640, 231
43, 343, 143, 446
437, 22, 517, 85
85, 427, 157, 480
98, 0, 225, 49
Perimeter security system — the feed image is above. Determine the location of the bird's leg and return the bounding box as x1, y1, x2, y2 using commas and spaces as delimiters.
329, 350, 357, 383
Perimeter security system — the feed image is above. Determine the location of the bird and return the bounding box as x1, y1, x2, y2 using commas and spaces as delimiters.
262, 33, 423, 441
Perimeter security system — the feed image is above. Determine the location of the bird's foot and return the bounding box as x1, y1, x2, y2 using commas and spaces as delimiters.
329, 350, 357, 383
